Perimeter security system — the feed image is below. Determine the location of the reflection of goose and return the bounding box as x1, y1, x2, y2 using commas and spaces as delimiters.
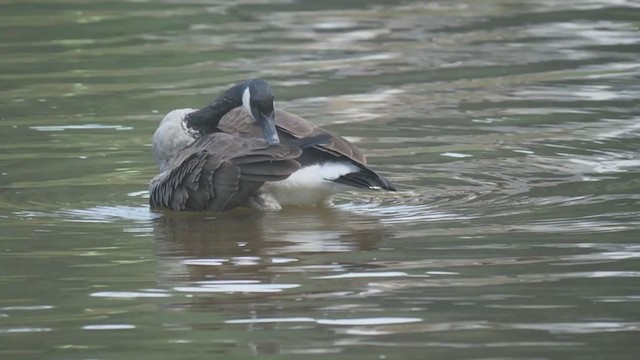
152, 209, 392, 346
153, 208, 389, 284
150, 79, 395, 212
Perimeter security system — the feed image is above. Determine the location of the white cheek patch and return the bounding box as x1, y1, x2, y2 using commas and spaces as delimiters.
242, 87, 251, 113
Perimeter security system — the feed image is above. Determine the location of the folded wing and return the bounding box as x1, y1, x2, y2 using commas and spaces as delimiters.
149, 132, 302, 211
217, 107, 395, 191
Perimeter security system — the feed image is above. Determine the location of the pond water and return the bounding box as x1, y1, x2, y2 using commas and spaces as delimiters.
1, 0, 639, 359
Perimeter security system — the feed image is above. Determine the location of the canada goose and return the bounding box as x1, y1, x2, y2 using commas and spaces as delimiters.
150, 79, 395, 212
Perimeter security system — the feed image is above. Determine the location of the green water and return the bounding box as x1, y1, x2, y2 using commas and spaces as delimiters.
1, 0, 639, 359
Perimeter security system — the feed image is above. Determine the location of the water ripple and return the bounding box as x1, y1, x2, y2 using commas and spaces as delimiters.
1, 0, 638, 359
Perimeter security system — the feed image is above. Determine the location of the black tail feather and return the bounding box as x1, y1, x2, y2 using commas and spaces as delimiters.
333, 167, 396, 191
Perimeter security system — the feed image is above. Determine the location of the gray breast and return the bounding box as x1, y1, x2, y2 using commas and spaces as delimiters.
152, 108, 200, 172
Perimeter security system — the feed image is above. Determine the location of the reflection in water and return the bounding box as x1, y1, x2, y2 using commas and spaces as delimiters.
151, 208, 394, 355
152, 207, 390, 287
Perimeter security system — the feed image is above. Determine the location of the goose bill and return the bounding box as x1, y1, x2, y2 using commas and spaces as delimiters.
257, 111, 280, 144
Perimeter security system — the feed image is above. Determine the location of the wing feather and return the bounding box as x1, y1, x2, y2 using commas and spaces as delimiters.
149, 132, 302, 211
218, 107, 368, 165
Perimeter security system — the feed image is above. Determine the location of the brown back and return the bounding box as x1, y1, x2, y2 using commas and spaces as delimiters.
218, 107, 367, 165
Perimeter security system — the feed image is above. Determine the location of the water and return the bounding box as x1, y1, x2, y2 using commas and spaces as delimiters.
1, 0, 639, 359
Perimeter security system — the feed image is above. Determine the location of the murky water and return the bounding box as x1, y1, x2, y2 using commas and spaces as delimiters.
1, 0, 639, 359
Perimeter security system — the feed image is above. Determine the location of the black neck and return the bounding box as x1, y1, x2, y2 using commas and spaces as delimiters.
184, 81, 249, 134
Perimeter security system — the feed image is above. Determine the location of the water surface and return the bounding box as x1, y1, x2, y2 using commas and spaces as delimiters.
1, 0, 639, 359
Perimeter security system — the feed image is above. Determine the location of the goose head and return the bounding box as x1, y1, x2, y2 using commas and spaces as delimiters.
242, 79, 279, 145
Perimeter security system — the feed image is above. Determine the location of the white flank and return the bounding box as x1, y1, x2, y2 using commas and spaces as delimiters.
265, 162, 360, 205
242, 87, 251, 113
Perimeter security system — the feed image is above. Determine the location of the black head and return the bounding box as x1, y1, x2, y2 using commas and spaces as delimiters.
243, 79, 274, 113
242, 79, 279, 144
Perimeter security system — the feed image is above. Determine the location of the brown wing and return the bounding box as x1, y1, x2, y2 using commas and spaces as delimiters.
149, 132, 301, 212
275, 110, 367, 165
218, 107, 367, 165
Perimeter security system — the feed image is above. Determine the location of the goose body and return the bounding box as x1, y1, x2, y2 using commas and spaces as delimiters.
150, 79, 395, 212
